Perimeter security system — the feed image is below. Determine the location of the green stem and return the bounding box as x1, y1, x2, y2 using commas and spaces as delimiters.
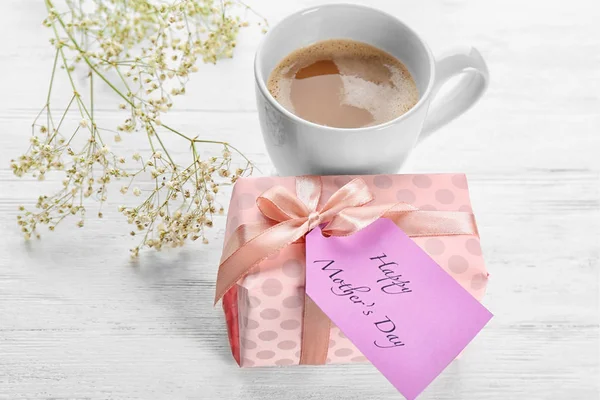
90, 70, 94, 120
31, 104, 48, 140
65, 125, 81, 146
48, 94, 76, 142
47, 48, 59, 106
46, 0, 255, 168
193, 139, 258, 171
45, 49, 60, 132
47, 0, 133, 107
151, 126, 175, 165
191, 143, 201, 188
161, 123, 193, 141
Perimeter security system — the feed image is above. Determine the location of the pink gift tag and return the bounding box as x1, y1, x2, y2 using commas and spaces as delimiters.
305, 219, 493, 399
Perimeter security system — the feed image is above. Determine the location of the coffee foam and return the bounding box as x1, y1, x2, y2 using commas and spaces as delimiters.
267, 39, 419, 128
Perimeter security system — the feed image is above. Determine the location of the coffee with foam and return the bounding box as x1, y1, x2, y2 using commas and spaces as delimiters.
267, 39, 419, 129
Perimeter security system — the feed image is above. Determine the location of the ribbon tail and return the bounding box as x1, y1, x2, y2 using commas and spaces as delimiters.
323, 203, 478, 238
214, 219, 309, 305
384, 210, 479, 237
220, 220, 276, 263
323, 203, 417, 237
299, 294, 331, 365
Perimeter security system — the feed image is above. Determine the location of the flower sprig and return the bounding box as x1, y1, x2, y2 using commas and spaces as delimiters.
11, 0, 266, 256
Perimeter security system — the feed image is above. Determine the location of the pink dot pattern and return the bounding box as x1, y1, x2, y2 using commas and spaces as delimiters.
396, 189, 416, 204
424, 238, 445, 255
466, 238, 482, 256
412, 175, 432, 188
282, 259, 303, 277
373, 175, 393, 189
451, 174, 468, 189
237, 243, 305, 367
228, 174, 488, 367
448, 255, 470, 274
326, 325, 361, 364
435, 189, 455, 204
261, 279, 283, 297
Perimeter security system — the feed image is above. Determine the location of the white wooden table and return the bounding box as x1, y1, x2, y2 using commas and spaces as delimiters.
1, 0, 599, 399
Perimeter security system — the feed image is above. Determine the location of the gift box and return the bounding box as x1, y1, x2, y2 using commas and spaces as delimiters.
217, 174, 488, 367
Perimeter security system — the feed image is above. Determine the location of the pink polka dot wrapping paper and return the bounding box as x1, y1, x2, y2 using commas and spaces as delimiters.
220, 174, 488, 367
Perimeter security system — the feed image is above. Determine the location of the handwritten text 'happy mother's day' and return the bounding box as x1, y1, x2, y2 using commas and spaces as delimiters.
314, 253, 411, 350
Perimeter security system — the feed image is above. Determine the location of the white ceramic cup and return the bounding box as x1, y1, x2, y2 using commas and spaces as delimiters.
254, 4, 489, 176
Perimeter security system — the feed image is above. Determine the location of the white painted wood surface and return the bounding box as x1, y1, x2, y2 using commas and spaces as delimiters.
1, 0, 599, 399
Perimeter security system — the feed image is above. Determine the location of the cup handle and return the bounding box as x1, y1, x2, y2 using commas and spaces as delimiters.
418, 47, 489, 141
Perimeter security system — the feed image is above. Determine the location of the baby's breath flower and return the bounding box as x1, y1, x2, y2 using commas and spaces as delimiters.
14, 0, 262, 255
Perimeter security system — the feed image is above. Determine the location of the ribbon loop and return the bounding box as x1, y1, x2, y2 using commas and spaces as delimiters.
318, 178, 374, 222
256, 185, 310, 222
296, 175, 322, 212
